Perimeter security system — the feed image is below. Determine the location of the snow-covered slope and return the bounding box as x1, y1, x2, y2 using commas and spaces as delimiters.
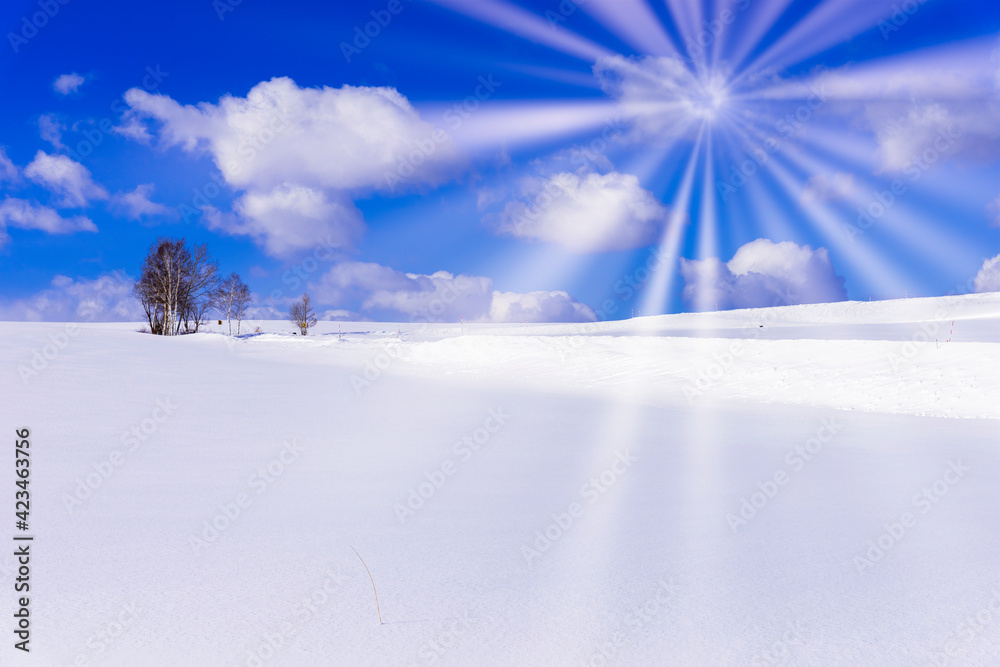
1, 294, 998, 665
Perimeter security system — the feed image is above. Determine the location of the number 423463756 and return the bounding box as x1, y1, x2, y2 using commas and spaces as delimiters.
15, 428, 30, 531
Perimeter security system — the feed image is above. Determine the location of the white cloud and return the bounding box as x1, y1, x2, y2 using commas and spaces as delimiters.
801, 172, 856, 204
0, 147, 18, 183
24, 152, 109, 208
0, 198, 97, 246
123, 77, 455, 191
113, 183, 172, 220
493, 170, 669, 253
53, 73, 85, 95
112, 117, 153, 143
311, 261, 595, 323
38, 114, 65, 150
0, 272, 139, 322
489, 290, 597, 323
122, 76, 455, 256
974, 254, 1000, 293
204, 184, 363, 258
680, 238, 847, 311
318, 309, 357, 321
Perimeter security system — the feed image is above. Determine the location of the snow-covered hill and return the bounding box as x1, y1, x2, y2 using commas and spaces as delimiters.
2, 294, 998, 665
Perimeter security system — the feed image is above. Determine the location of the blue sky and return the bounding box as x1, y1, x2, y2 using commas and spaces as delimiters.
1, 0, 998, 322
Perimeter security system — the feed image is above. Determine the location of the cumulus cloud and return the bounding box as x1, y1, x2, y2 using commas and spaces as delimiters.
489, 291, 597, 323
0, 148, 18, 183
204, 185, 364, 258
0, 272, 140, 322
122, 78, 457, 189
680, 238, 847, 311
311, 261, 595, 323
492, 170, 669, 253
974, 254, 1000, 293
53, 73, 86, 95
112, 117, 153, 143
24, 152, 109, 207
0, 198, 97, 247
112, 184, 172, 220
121, 76, 455, 257
801, 172, 856, 204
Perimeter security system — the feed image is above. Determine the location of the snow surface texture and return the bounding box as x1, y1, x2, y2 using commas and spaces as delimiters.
2, 294, 998, 666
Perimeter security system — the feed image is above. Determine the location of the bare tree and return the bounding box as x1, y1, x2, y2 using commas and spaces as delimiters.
233, 281, 252, 335
288, 293, 318, 335
132, 238, 218, 336
211, 273, 253, 336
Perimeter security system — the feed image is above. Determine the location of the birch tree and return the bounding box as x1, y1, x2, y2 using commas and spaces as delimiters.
133, 238, 218, 336
212, 273, 253, 336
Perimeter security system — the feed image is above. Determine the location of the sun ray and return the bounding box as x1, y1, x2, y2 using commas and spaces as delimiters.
661, 0, 704, 62
424, 0, 613, 63
639, 126, 704, 316
768, 128, 988, 281
724, 0, 798, 73
693, 129, 721, 311
436, 99, 623, 153
738, 0, 897, 82
760, 144, 916, 298
578, 0, 681, 57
